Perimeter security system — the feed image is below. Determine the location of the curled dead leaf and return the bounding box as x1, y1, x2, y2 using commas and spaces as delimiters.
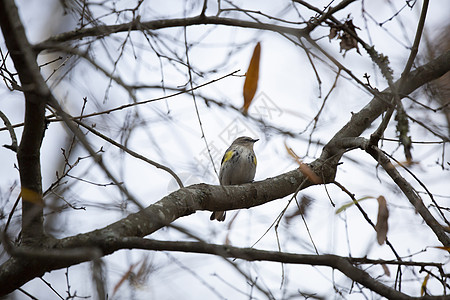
328, 16, 361, 56
340, 19, 361, 55
339, 32, 358, 53
329, 26, 338, 41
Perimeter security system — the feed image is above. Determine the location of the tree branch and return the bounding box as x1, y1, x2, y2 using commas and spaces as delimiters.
114, 238, 442, 300
33, 15, 306, 53
2, 237, 446, 299
0, 0, 50, 242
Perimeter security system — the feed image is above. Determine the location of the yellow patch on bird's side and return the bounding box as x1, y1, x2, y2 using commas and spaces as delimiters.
254, 156, 257, 166
222, 150, 235, 165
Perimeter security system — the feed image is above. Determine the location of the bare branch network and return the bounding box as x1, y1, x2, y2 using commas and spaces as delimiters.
0, 0, 449, 298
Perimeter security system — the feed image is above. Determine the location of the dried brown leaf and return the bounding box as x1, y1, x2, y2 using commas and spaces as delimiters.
339, 19, 361, 55
375, 196, 389, 245
329, 26, 338, 40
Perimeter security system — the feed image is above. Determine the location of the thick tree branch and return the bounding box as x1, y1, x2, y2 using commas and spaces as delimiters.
0, 0, 50, 242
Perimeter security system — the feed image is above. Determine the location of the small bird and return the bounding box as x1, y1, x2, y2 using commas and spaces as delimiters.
210, 136, 258, 221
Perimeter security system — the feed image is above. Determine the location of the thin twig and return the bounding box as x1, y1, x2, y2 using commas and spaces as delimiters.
0, 110, 17, 151
183, 25, 219, 176
75, 119, 184, 188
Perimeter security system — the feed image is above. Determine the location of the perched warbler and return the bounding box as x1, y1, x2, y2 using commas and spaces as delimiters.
210, 136, 258, 221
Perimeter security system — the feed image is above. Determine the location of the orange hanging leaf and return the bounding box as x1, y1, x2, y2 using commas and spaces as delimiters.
375, 196, 389, 245
242, 42, 261, 114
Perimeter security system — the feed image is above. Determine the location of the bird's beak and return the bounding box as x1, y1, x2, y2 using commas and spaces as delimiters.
253, 138, 259, 143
